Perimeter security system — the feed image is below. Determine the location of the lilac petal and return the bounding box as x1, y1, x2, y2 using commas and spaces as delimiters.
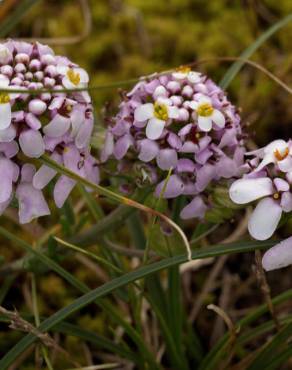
248, 197, 282, 240
0, 124, 16, 142
146, 117, 165, 140
70, 107, 85, 137
196, 164, 215, 192
138, 139, 159, 162
63, 145, 82, 173
112, 119, 131, 135
16, 183, 50, 224
75, 119, 93, 149
219, 127, 237, 148
195, 148, 213, 165
182, 182, 198, 195
84, 158, 100, 185
155, 175, 184, 199
167, 133, 182, 150
54, 175, 76, 208
156, 149, 178, 170
33, 152, 61, 189
25, 113, 41, 130
43, 114, 71, 138
21, 164, 36, 182
178, 123, 193, 137
0, 141, 19, 158
274, 178, 289, 192
0, 158, 14, 202
281, 192, 292, 213
180, 141, 198, 153
176, 158, 196, 173
262, 237, 292, 271
19, 129, 45, 158
216, 156, 238, 178
113, 134, 134, 160
100, 131, 114, 163
180, 196, 207, 219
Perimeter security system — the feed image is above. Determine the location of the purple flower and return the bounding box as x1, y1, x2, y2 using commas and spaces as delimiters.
0, 40, 99, 223
101, 67, 245, 221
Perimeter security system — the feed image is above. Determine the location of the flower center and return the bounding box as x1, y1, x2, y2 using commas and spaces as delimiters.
0, 93, 10, 104
197, 103, 214, 117
274, 147, 289, 161
67, 69, 80, 86
273, 192, 280, 200
154, 102, 168, 121
176, 66, 191, 74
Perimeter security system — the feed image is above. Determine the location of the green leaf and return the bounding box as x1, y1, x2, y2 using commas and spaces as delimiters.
219, 13, 292, 89
0, 237, 277, 369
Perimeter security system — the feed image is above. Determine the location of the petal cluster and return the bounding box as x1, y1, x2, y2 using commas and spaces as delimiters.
0, 41, 99, 223
101, 68, 245, 220
229, 139, 292, 271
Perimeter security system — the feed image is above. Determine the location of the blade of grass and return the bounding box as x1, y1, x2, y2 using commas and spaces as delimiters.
219, 13, 292, 89
198, 289, 292, 370
0, 0, 41, 38
0, 227, 160, 370
246, 322, 292, 370
0, 236, 277, 369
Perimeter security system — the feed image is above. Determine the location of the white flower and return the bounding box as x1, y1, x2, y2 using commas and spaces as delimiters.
57, 66, 89, 89
0, 75, 20, 130
262, 236, 292, 271
189, 95, 225, 132
229, 177, 292, 240
246, 139, 292, 173
134, 101, 179, 140
172, 67, 201, 84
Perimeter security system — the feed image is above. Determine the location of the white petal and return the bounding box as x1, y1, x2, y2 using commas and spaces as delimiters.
145, 118, 165, 140
198, 116, 212, 132
278, 156, 292, 172
212, 110, 225, 128
134, 103, 154, 122
43, 114, 71, 137
172, 72, 187, 80
248, 197, 282, 240
229, 177, 274, 204
264, 139, 288, 155
187, 72, 201, 84
198, 95, 211, 105
167, 106, 179, 119
0, 103, 11, 130
75, 68, 89, 84
262, 237, 292, 271
254, 154, 275, 172
0, 124, 16, 142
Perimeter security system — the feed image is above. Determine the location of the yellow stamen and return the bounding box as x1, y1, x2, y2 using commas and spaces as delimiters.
175, 66, 191, 74
67, 69, 80, 86
274, 148, 289, 161
195, 133, 201, 139
0, 93, 10, 104
154, 102, 168, 121
197, 102, 214, 117
63, 147, 70, 153
273, 192, 280, 200
66, 105, 72, 113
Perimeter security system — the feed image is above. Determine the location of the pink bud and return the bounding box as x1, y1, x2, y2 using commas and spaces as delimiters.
29, 99, 47, 115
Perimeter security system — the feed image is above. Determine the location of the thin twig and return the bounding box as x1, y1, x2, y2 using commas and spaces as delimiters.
254, 250, 281, 332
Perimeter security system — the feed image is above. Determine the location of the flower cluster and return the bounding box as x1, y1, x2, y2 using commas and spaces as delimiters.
229, 139, 292, 270
101, 67, 246, 220
0, 41, 99, 223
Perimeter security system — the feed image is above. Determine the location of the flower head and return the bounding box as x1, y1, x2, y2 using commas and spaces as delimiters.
0, 40, 99, 223
102, 69, 245, 221
229, 139, 292, 240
